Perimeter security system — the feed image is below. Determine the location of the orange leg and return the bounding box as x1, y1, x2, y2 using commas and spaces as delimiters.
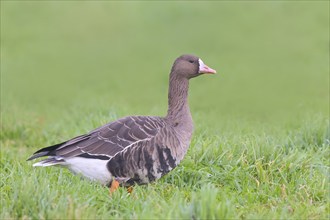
127, 186, 134, 194
109, 179, 120, 194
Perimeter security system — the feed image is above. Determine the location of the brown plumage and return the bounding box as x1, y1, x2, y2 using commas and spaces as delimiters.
27, 54, 216, 187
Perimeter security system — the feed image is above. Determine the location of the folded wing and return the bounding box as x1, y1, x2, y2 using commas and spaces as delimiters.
28, 116, 166, 163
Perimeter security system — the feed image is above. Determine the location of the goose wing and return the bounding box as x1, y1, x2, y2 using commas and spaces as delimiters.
28, 116, 166, 161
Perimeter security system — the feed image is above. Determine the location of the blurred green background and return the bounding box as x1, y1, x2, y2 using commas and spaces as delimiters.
2, 1, 329, 132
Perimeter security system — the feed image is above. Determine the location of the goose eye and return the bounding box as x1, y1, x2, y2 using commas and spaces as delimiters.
189, 60, 194, 63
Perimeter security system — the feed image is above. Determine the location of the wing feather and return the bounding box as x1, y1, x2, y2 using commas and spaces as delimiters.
44, 116, 165, 159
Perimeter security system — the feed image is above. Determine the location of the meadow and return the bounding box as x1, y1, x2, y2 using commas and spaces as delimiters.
1, 1, 329, 219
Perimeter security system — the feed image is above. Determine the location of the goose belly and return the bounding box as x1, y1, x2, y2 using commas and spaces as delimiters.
65, 157, 112, 185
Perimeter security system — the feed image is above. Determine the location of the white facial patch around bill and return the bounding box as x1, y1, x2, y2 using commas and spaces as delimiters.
198, 59, 205, 73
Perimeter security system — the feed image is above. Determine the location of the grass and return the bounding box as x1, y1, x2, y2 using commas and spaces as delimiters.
1, 1, 329, 219
1, 114, 329, 219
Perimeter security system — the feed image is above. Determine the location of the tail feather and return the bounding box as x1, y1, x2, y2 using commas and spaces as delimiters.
27, 134, 91, 162
27, 152, 49, 161
32, 157, 65, 167
27, 142, 66, 161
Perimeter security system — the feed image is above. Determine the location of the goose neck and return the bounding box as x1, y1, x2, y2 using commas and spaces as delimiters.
166, 75, 191, 122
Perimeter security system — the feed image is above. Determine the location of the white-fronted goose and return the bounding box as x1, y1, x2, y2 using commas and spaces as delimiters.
27, 54, 216, 192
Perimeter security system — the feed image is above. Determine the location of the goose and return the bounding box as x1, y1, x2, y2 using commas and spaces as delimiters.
27, 54, 216, 192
